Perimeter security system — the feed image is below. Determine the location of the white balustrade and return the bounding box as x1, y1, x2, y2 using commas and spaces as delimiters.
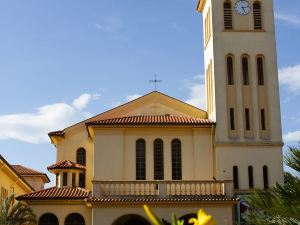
92, 180, 231, 198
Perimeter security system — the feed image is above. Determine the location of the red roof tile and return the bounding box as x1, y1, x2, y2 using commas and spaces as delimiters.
86, 115, 214, 126
47, 160, 85, 171
86, 196, 239, 203
48, 130, 65, 138
17, 187, 90, 200
12, 165, 50, 182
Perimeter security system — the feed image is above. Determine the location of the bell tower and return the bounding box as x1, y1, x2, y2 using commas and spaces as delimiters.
197, 0, 284, 190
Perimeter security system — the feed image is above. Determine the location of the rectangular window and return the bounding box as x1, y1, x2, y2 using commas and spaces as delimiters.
261, 109, 266, 130
230, 108, 235, 130
245, 108, 251, 130
79, 173, 86, 188
56, 173, 59, 187
63, 172, 68, 186
72, 173, 76, 187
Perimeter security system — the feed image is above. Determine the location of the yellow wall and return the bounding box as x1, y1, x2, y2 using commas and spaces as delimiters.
215, 144, 284, 190
0, 158, 32, 206
92, 203, 234, 225
203, 0, 282, 143
56, 123, 94, 190
93, 127, 213, 181
30, 203, 92, 225
21, 176, 46, 191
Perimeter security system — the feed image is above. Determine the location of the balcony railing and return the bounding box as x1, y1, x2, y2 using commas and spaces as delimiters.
92, 180, 233, 198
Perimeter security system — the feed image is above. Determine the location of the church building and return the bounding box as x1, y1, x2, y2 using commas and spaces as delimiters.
17, 0, 284, 225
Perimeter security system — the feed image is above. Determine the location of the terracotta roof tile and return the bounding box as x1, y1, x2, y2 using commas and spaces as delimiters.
86, 115, 214, 126
86, 196, 239, 203
48, 130, 65, 138
47, 160, 85, 171
11, 165, 50, 182
17, 187, 90, 200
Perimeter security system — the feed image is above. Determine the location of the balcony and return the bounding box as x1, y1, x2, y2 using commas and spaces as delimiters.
92, 180, 234, 198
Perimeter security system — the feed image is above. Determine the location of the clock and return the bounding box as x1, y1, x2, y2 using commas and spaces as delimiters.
235, 0, 251, 16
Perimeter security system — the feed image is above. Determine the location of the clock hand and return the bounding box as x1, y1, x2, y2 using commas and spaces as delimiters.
241, 6, 246, 13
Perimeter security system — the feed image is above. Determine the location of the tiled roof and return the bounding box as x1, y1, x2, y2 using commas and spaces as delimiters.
86, 196, 239, 203
0, 155, 34, 191
48, 130, 65, 137
47, 160, 85, 171
12, 165, 50, 182
17, 187, 90, 200
86, 115, 214, 126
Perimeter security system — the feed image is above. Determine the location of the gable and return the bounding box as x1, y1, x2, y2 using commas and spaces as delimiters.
50, 91, 207, 142
86, 91, 207, 122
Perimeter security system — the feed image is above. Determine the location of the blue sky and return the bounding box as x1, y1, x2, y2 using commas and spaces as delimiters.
0, 0, 300, 185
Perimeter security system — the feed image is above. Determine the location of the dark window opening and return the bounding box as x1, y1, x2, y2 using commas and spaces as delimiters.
233, 166, 239, 189
224, 2, 233, 29
261, 109, 266, 130
263, 166, 269, 189
55, 173, 59, 187
72, 173, 76, 187
65, 213, 85, 225
136, 139, 146, 180
112, 214, 151, 225
230, 108, 235, 130
79, 173, 85, 188
171, 139, 182, 180
76, 148, 86, 166
253, 2, 262, 30
248, 166, 254, 188
154, 139, 164, 180
227, 56, 234, 85
242, 57, 250, 85
257, 57, 264, 85
39, 213, 59, 225
245, 108, 251, 130
63, 172, 68, 186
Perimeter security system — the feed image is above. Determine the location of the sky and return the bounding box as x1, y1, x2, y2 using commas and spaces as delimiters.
0, 0, 300, 186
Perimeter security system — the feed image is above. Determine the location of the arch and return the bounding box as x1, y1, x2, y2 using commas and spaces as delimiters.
171, 139, 182, 180
233, 166, 239, 189
248, 166, 254, 189
39, 213, 59, 225
112, 214, 151, 225
242, 55, 250, 85
65, 213, 85, 225
257, 56, 265, 85
136, 139, 146, 180
263, 165, 269, 189
154, 139, 164, 180
179, 214, 197, 225
226, 55, 234, 85
224, 1, 233, 29
76, 148, 86, 166
253, 1, 262, 30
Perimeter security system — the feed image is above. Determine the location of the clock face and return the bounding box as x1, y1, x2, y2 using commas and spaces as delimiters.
235, 0, 251, 16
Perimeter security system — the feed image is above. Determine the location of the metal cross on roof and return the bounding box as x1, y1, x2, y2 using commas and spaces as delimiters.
149, 74, 162, 91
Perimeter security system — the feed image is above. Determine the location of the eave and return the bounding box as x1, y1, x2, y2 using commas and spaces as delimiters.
197, 0, 206, 13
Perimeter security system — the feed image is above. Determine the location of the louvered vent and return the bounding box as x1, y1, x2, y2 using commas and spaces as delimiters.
253, 2, 262, 29
224, 2, 233, 29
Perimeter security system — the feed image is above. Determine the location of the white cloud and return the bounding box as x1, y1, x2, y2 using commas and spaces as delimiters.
0, 94, 98, 144
111, 94, 142, 108
283, 131, 300, 143
126, 94, 142, 102
72, 93, 100, 110
95, 16, 123, 33
185, 75, 206, 110
279, 64, 300, 93
275, 12, 300, 27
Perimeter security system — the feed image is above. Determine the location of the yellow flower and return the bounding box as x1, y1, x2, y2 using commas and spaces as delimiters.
143, 205, 164, 225
188, 209, 216, 225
